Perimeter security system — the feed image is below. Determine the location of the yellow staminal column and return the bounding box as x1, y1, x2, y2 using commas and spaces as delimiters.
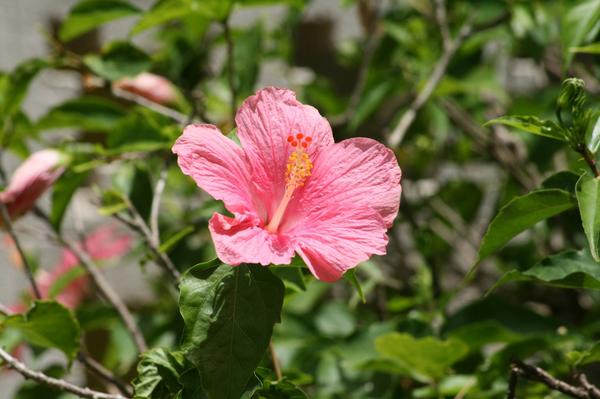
266, 134, 313, 233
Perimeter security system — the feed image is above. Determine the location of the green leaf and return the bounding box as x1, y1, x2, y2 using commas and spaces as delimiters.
571, 42, 600, 54
477, 189, 577, 262
179, 263, 284, 399
48, 266, 86, 299
541, 171, 580, 194
588, 114, 600, 154
233, 23, 263, 99
250, 378, 308, 399
562, 0, 600, 67
568, 342, 600, 367
375, 333, 468, 382
484, 115, 565, 141
270, 266, 306, 293
133, 348, 207, 399
3, 301, 81, 361
489, 250, 600, 293
314, 302, 356, 338
131, 0, 189, 35
159, 226, 195, 254
343, 269, 365, 303
576, 173, 600, 261
0, 59, 48, 119
51, 170, 90, 232
37, 96, 126, 132
59, 0, 141, 42
83, 41, 150, 81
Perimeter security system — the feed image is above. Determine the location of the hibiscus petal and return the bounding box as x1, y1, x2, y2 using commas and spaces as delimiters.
293, 205, 389, 282
235, 87, 334, 220
172, 124, 256, 215
209, 213, 295, 266
284, 137, 401, 231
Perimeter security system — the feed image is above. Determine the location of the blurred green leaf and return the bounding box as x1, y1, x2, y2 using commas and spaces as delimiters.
3, 301, 81, 361
477, 189, 577, 262
576, 173, 600, 261
250, 377, 308, 399
271, 266, 306, 293
343, 269, 365, 304
233, 23, 263, 100
314, 302, 356, 338
489, 250, 600, 293
131, 0, 189, 35
37, 96, 126, 132
84, 41, 150, 81
562, 0, 600, 67
484, 115, 565, 141
180, 263, 284, 399
571, 42, 600, 54
159, 226, 195, 254
375, 333, 468, 382
59, 0, 141, 42
0, 58, 48, 120
51, 170, 90, 232
568, 342, 600, 367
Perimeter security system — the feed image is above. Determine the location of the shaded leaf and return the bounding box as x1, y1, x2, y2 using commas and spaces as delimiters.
541, 171, 580, 194
37, 96, 126, 132
477, 189, 577, 262
179, 263, 284, 399
576, 173, 600, 261
3, 301, 81, 361
51, 170, 90, 232
484, 115, 565, 141
562, 0, 600, 67
375, 333, 468, 382
84, 41, 150, 81
60, 0, 141, 42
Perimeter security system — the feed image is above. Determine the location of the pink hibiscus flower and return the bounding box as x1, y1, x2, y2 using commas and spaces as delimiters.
172, 87, 401, 281
0, 149, 64, 222
113, 72, 177, 105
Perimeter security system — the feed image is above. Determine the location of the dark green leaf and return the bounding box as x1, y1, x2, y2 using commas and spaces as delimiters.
179, 263, 284, 399
51, 170, 90, 232
250, 378, 308, 399
477, 189, 577, 262
59, 0, 141, 42
489, 250, 600, 293
131, 0, 190, 35
375, 333, 468, 382
576, 173, 600, 261
83, 41, 150, 81
159, 226, 195, 254
484, 115, 565, 141
37, 96, 126, 132
541, 171, 580, 194
270, 266, 306, 293
3, 301, 81, 361
233, 23, 263, 99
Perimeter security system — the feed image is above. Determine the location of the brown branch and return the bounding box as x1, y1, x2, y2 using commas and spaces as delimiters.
112, 87, 189, 126
269, 341, 282, 381
506, 367, 518, 399
0, 204, 42, 299
387, 12, 510, 147
576, 145, 600, 177
77, 352, 132, 397
115, 198, 181, 283
580, 374, 600, 399
510, 359, 590, 398
33, 208, 148, 354
223, 16, 237, 125
434, 0, 451, 51
0, 347, 128, 399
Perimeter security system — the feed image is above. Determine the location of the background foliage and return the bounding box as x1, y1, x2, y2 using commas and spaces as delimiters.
3, 0, 600, 398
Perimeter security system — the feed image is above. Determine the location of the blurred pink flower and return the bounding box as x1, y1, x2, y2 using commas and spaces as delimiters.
173, 87, 401, 282
113, 72, 177, 105
36, 225, 132, 308
0, 149, 64, 221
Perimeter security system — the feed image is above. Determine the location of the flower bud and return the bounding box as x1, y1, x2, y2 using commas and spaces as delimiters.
0, 149, 64, 222
113, 72, 177, 105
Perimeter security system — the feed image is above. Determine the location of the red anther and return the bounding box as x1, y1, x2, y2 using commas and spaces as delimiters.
291, 141, 298, 147
287, 135, 294, 142
301, 142, 308, 148
296, 133, 304, 140
305, 136, 312, 142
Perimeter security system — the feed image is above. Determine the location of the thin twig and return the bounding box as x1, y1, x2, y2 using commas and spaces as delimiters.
580, 374, 600, 399
117, 199, 180, 282
387, 12, 510, 147
150, 168, 168, 245
269, 341, 282, 381
112, 87, 189, 126
0, 347, 128, 399
511, 359, 589, 398
434, 0, 451, 51
331, 0, 383, 127
33, 208, 148, 353
77, 352, 132, 397
222, 16, 237, 125
576, 145, 600, 177
0, 204, 42, 299
506, 367, 518, 399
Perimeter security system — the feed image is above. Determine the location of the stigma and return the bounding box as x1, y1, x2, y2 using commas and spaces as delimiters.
266, 133, 313, 233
